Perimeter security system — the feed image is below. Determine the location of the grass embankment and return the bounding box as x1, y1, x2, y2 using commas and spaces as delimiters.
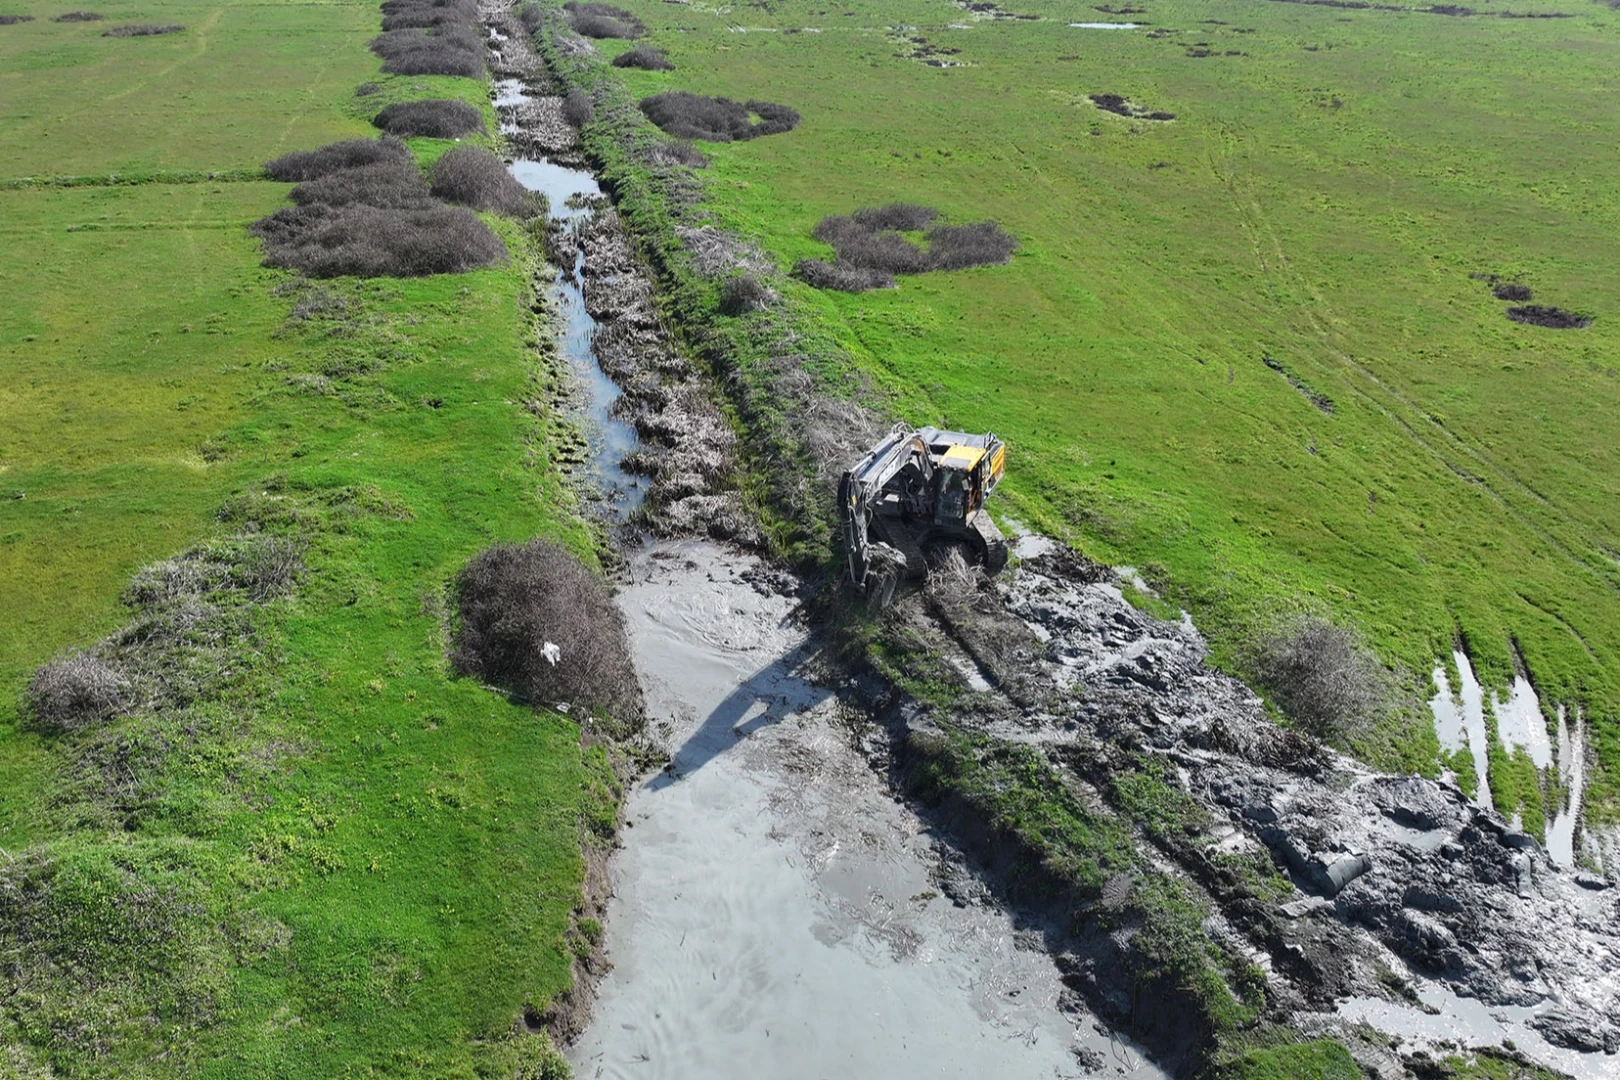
2, 1, 603, 1075
563, 0, 1620, 827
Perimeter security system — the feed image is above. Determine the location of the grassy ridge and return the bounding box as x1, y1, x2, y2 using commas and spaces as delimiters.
1, 0, 596, 1074
576, 0, 1620, 817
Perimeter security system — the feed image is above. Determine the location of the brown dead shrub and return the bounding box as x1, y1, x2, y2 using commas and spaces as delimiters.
612, 43, 673, 69
24, 653, 129, 734
53, 10, 103, 20
264, 137, 412, 182
430, 146, 540, 217
564, 1, 644, 38
102, 22, 183, 35
790, 258, 894, 292
1250, 614, 1388, 742
287, 161, 433, 209
373, 98, 485, 138
638, 91, 799, 142
252, 203, 505, 278
562, 88, 595, 128
369, 25, 484, 77
451, 540, 640, 721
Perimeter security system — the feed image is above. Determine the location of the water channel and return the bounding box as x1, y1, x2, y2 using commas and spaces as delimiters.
498, 75, 1164, 1080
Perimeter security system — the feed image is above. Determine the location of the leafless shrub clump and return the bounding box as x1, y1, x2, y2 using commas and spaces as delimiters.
355, 81, 382, 96
369, 24, 483, 77
0, 13, 33, 22
451, 539, 640, 721
790, 258, 894, 292
1492, 282, 1532, 301
518, 1, 543, 32
801, 205, 1016, 290
564, 1, 644, 38
54, 10, 103, 21
252, 203, 504, 278
1507, 305, 1591, 329
288, 160, 432, 208
103, 22, 183, 35
639, 91, 799, 142
25, 654, 128, 734
264, 137, 411, 182
372, 98, 484, 138
613, 43, 673, 69
562, 88, 595, 128
379, 0, 476, 30
1250, 614, 1388, 742
648, 138, 707, 168
718, 273, 770, 315
430, 146, 540, 217
852, 202, 936, 232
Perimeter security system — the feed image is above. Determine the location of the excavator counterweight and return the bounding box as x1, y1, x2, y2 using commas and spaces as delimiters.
837, 424, 1008, 602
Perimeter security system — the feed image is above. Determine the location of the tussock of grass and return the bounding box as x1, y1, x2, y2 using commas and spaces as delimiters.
612, 43, 673, 70
431, 146, 542, 217
102, 22, 183, 36
638, 91, 799, 142
451, 539, 641, 724
369, 24, 483, 77
265, 136, 412, 182
372, 97, 485, 138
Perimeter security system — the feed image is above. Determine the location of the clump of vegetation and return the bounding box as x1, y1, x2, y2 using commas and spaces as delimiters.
791, 258, 894, 292
798, 204, 1016, 290
1250, 614, 1389, 742
369, 24, 484, 77
639, 91, 800, 142
265, 136, 412, 181
564, 0, 644, 39
0, 13, 34, 22
1506, 304, 1592, 329
287, 160, 433, 208
372, 98, 485, 138
451, 539, 641, 721
379, 0, 475, 30
102, 22, 183, 36
252, 203, 504, 277
562, 88, 595, 128
613, 43, 674, 70
718, 273, 770, 315
431, 146, 541, 217
354, 80, 382, 96
648, 138, 708, 168
24, 652, 128, 734
1492, 282, 1532, 301
518, 0, 543, 32
53, 10, 102, 21
1089, 92, 1176, 120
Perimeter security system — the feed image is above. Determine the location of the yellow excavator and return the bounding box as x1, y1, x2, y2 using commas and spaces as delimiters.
838, 424, 1007, 604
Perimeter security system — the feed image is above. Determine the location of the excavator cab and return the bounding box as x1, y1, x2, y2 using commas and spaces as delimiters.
838, 424, 1008, 602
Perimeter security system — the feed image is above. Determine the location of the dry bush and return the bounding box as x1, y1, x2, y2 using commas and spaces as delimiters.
519, 1, 543, 31
852, 202, 937, 232
718, 274, 770, 315
372, 98, 484, 138
1251, 614, 1388, 742
451, 539, 640, 720
648, 138, 707, 168
370, 25, 484, 77
1492, 282, 1532, 301
431, 146, 539, 217
823, 223, 931, 274
379, 0, 476, 30
612, 43, 673, 70
288, 161, 433, 208
354, 81, 382, 96
564, 1, 644, 38
252, 203, 505, 278
53, 10, 103, 20
924, 220, 1017, 270
790, 258, 894, 292
562, 88, 595, 128
0, 13, 33, 22
639, 91, 799, 142
24, 653, 128, 734
1507, 304, 1591, 329
264, 137, 411, 182
103, 22, 183, 35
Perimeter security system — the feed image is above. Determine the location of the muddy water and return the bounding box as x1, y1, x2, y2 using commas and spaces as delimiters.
572, 541, 1165, 1080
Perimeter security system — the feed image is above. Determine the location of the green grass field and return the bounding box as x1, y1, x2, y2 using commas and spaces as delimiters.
588, 0, 1620, 819
0, 1, 595, 1075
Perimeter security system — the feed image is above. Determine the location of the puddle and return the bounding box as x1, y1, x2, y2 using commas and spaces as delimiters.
1070, 21, 1140, 27
1547, 706, 1585, 868
1495, 674, 1551, 768
1428, 651, 1493, 811
1337, 985, 1620, 1079
571, 541, 1167, 1080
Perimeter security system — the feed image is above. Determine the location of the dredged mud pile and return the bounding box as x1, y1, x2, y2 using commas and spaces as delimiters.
884, 541, 1620, 1074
